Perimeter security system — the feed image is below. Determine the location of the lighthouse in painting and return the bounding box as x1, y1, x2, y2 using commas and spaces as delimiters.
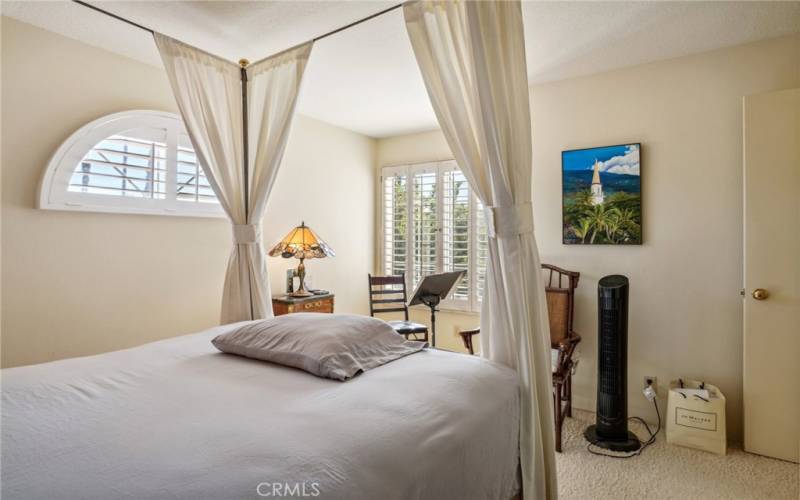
590, 159, 604, 205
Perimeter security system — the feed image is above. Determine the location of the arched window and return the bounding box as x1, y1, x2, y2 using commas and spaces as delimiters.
39, 110, 222, 217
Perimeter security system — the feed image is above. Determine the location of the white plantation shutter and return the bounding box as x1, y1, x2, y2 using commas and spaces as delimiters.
474, 200, 489, 306
72, 127, 219, 208
382, 167, 409, 277
176, 132, 216, 204
70, 130, 168, 199
411, 164, 439, 289
442, 167, 470, 305
381, 160, 487, 311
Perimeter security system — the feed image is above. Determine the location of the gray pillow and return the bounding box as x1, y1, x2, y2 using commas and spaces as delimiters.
211, 313, 426, 380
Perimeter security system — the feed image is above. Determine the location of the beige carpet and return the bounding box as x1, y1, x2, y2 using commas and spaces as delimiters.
556, 410, 799, 499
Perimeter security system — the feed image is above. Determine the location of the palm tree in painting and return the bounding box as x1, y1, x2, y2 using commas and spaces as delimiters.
613, 208, 640, 243
604, 209, 623, 243
616, 208, 637, 231
582, 204, 615, 244
572, 218, 592, 244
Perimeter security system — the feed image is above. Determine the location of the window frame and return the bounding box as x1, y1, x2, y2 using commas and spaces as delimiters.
379, 160, 485, 314
38, 110, 224, 218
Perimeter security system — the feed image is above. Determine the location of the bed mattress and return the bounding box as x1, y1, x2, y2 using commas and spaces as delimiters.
2, 322, 520, 500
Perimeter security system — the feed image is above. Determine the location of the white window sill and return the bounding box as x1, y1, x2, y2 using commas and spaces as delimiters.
409, 304, 480, 316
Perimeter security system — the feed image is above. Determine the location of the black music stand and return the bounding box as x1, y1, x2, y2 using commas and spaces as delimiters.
408, 271, 465, 347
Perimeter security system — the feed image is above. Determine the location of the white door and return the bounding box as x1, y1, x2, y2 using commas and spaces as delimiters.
743, 88, 799, 463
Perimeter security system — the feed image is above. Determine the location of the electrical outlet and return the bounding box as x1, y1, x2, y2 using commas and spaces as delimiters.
643, 376, 657, 392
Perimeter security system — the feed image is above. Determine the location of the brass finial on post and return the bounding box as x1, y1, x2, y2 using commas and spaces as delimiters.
239, 58, 250, 68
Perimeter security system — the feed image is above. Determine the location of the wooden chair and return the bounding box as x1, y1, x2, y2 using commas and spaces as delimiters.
368, 273, 429, 342
458, 264, 581, 452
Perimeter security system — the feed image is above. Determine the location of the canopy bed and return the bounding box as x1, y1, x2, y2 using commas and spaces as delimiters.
4, 1, 558, 498
1, 322, 521, 499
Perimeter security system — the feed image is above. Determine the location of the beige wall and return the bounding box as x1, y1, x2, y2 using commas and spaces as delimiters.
376, 34, 800, 440
1, 17, 375, 367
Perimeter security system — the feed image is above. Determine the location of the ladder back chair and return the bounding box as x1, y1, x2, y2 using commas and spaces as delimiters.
368, 273, 429, 342
457, 264, 581, 452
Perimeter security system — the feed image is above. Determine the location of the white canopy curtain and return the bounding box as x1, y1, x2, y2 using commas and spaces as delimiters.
403, 1, 557, 498
154, 34, 312, 324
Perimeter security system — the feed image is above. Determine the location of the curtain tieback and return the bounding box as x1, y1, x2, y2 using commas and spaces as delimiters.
486, 202, 534, 238
232, 224, 261, 244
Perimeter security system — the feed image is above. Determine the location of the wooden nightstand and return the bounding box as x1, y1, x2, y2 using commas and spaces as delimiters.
272, 293, 335, 316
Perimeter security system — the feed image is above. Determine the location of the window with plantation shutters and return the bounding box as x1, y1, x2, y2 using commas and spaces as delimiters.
381, 160, 488, 312
382, 169, 408, 277
411, 165, 438, 288
40, 110, 222, 217
442, 167, 470, 301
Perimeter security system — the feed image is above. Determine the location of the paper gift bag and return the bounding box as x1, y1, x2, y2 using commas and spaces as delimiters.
666, 379, 727, 455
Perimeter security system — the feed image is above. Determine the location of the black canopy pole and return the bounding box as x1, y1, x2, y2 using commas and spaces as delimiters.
239, 59, 255, 319
240, 60, 249, 223
72, 0, 155, 34
312, 3, 403, 43
70, 0, 403, 52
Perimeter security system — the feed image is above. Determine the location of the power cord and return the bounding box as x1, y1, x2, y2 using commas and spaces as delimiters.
586, 397, 661, 458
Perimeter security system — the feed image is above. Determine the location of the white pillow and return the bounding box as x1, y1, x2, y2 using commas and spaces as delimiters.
212, 313, 426, 380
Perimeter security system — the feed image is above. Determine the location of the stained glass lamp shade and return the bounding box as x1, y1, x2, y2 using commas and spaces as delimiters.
268, 222, 335, 297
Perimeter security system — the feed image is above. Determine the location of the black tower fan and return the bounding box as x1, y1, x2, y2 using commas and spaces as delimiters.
584, 275, 640, 452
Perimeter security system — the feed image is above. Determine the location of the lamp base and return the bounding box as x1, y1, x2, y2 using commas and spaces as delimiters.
290, 258, 313, 298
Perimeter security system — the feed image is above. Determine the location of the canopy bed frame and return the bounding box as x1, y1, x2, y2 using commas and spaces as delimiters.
26, 2, 560, 498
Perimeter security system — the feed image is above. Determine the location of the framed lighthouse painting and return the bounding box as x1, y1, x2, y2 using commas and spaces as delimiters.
561, 143, 642, 245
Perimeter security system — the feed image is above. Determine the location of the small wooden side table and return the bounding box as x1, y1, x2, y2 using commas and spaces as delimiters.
272, 293, 335, 316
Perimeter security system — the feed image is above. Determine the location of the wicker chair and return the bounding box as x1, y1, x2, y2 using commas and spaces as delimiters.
458, 264, 581, 452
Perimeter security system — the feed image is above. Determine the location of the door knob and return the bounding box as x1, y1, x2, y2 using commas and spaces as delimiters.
752, 288, 769, 300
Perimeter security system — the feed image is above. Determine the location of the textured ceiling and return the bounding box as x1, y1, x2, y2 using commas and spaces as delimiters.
3, 1, 799, 137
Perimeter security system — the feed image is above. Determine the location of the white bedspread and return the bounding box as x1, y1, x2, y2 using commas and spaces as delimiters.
2, 322, 520, 500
